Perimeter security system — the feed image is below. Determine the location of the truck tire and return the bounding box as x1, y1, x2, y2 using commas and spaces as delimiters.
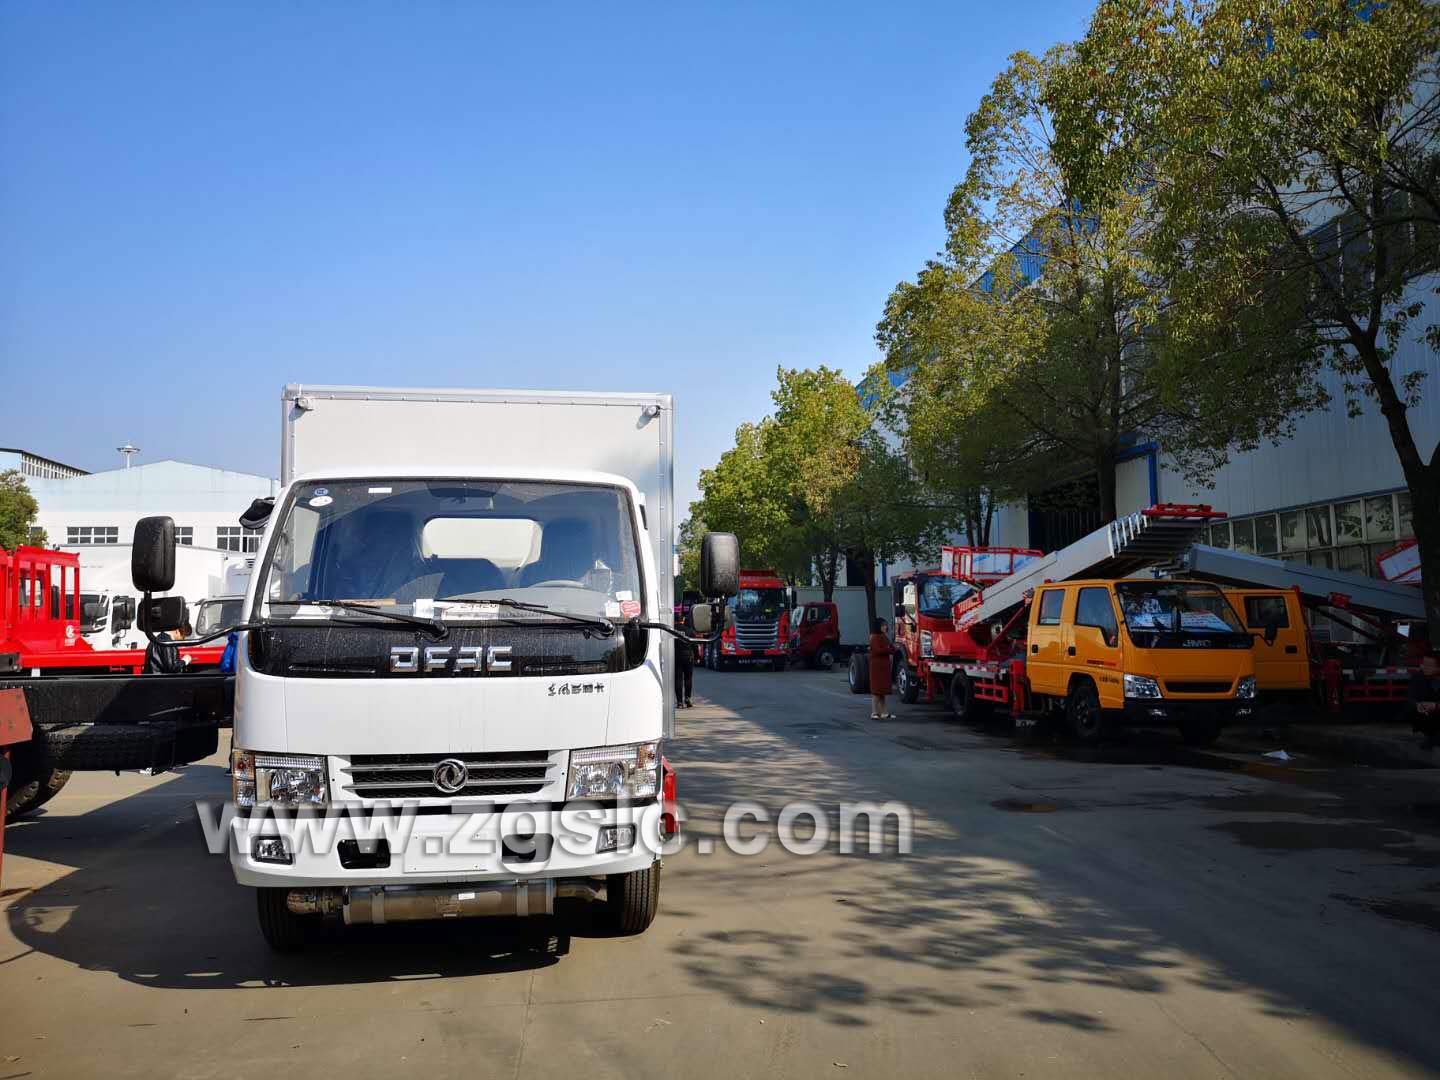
256, 888, 307, 952
4, 742, 72, 822
848, 652, 869, 694
41, 724, 165, 772
814, 643, 838, 672
607, 862, 660, 935
1065, 681, 1106, 744
947, 671, 989, 724
1180, 715, 1221, 747
897, 660, 920, 705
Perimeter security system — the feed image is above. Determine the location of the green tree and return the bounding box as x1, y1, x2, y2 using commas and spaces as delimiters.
0, 470, 43, 552
1055, 0, 1440, 634
878, 47, 1322, 523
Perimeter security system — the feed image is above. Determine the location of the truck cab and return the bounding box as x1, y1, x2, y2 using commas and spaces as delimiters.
892, 569, 976, 703
1025, 578, 1257, 745
789, 601, 840, 669
1224, 589, 1311, 693
707, 569, 790, 671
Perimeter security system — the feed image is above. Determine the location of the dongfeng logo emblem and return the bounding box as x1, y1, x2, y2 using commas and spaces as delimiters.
433, 758, 469, 795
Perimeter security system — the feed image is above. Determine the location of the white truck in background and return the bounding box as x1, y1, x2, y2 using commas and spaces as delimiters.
69, 543, 232, 648
139, 385, 736, 951
194, 555, 253, 639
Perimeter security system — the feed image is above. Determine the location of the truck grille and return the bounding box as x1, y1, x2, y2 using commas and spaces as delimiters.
1164, 681, 1233, 695
735, 620, 779, 650
341, 751, 556, 801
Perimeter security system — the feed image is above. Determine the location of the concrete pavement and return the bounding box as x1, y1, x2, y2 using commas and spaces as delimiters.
4, 667, 1440, 1078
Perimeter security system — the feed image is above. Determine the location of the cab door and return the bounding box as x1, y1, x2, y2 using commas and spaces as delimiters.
1026, 587, 1070, 696
1071, 585, 1125, 709
1231, 589, 1309, 691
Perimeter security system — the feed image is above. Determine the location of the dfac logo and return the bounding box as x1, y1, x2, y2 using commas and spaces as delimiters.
390, 645, 513, 673
432, 757, 469, 794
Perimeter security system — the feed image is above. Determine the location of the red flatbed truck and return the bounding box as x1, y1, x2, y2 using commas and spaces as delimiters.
1, 545, 231, 820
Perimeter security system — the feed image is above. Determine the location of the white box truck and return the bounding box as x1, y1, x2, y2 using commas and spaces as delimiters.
169, 385, 737, 950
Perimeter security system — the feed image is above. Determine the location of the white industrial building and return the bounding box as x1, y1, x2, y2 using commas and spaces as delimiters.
870, 279, 1434, 585
2, 451, 278, 554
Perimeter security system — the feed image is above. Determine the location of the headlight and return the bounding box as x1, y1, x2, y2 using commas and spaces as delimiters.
567, 741, 659, 800
920, 630, 933, 659
1123, 674, 1163, 699
1236, 676, 1257, 700
232, 750, 329, 808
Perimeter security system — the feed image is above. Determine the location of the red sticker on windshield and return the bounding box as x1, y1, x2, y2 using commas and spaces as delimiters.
620, 600, 641, 618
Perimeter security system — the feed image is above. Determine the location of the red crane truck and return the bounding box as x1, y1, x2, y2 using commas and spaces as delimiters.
1, 544, 231, 820
891, 551, 1040, 705
703, 569, 791, 671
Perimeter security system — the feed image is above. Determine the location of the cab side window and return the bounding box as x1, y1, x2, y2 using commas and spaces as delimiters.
1037, 589, 1065, 626
1244, 596, 1289, 628
1076, 587, 1119, 644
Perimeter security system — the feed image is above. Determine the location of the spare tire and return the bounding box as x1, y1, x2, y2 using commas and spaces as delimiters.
848, 651, 869, 695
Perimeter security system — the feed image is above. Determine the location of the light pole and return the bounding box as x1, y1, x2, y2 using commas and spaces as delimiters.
116, 443, 140, 469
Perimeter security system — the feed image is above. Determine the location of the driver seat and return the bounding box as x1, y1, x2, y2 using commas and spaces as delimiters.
518, 519, 594, 587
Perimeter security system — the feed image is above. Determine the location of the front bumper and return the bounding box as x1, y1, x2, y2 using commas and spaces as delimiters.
1121, 699, 1253, 726
229, 800, 663, 887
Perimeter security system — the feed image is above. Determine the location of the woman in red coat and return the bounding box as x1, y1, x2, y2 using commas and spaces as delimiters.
868, 617, 895, 719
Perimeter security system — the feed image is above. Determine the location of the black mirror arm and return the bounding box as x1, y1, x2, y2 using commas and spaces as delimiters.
626, 620, 722, 647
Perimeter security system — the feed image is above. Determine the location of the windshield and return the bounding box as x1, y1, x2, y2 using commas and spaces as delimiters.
1116, 582, 1246, 637
259, 479, 643, 622
196, 597, 245, 636
916, 574, 975, 619
731, 587, 786, 622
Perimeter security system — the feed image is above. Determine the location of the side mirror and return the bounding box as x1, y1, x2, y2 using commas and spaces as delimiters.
1263, 620, 1279, 647
111, 596, 135, 633
240, 497, 275, 531
699, 533, 740, 598
138, 595, 188, 634
81, 599, 105, 627
691, 604, 714, 635
132, 516, 177, 592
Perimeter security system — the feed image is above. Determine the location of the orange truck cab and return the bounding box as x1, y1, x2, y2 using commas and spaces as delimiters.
1023, 577, 1257, 745
1223, 586, 1419, 713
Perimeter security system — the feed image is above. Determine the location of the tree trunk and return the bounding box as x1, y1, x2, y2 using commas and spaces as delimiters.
1406, 471, 1440, 645
820, 546, 839, 602
860, 550, 878, 631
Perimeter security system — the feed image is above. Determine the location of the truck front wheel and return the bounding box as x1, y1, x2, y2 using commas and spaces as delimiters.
814, 643, 837, 671
1065, 682, 1106, 743
256, 888, 307, 952
607, 862, 660, 934
4, 743, 72, 822
897, 661, 920, 704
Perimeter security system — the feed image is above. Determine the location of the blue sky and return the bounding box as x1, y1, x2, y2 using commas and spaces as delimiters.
0, 1, 1095, 513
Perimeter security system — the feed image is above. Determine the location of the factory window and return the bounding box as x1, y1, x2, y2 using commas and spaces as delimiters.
175, 527, 194, 546
217, 526, 261, 553
1224, 490, 1415, 579
66, 526, 119, 545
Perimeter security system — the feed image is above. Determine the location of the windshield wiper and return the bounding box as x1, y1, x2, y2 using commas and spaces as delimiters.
437, 597, 616, 637
267, 599, 448, 640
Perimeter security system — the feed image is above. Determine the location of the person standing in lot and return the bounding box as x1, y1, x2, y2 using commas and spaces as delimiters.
1410, 651, 1440, 749
868, 617, 895, 720
674, 627, 696, 709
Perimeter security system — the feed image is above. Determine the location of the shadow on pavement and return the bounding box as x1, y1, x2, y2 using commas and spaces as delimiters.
3, 768, 564, 989
665, 669, 1440, 1069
